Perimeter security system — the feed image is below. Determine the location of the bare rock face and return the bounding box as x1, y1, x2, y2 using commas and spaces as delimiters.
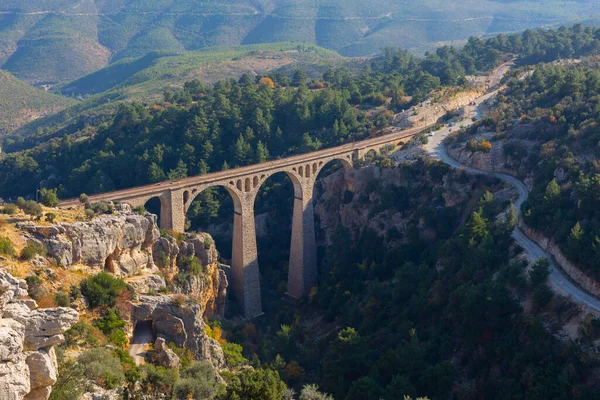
126, 274, 166, 295
152, 232, 228, 318
0, 270, 78, 400
18, 212, 160, 277
152, 232, 219, 271
150, 337, 180, 369
132, 295, 226, 369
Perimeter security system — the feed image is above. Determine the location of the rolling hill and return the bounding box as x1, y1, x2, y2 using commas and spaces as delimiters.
0, 70, 76, 135
1, 0, 599, 85
5, 43, 345, 141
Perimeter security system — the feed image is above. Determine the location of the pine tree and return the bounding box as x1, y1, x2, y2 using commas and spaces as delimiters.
255, 141, 270, 163
148, 163, 166, 183
167, 160, 187, 181
232, 134, 253, 166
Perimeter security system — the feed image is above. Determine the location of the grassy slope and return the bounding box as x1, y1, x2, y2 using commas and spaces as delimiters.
0, 0, 598, 84
0, 70, 76, 135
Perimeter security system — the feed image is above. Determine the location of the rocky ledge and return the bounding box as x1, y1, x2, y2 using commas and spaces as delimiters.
18, 211, 160, 277
0, 270, 79, 400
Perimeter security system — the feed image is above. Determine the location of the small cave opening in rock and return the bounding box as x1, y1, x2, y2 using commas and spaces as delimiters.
104, 255, 116, 273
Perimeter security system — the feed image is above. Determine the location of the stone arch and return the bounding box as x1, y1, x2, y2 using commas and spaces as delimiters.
252, 170, 304, 300
253, 176, 259, 188
253, 170, 303, 208
305, 164, 311, 178
245, 178, 251, 192
129, 194, 170, 229
184, 183, 243, 216
183, 190, 190, 205
298, 165, 304, 177
313, 156, 352, 179
365, 149, 378, 159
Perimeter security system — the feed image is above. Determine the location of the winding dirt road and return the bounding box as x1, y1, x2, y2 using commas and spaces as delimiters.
426, 99, 600, 312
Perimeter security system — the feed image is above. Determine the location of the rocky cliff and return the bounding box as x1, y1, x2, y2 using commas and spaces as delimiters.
18, 210, 160, 277
151, 232, 228, 318
315, 160, 514, 246
394, 88, 482, 129
132, 295, 226, 369
0, 270, 78, 400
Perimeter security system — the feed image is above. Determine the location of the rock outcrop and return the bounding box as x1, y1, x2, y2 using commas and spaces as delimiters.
394, 89, 482, 129
0, 270, 79, 400
131, 295, 226, 369
152, 232, 228, 318
149, 337, 180, 369
315, 163, 511, 246
18, 211, 160, 277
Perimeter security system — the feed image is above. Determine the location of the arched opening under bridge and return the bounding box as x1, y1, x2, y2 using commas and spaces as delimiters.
254, 172, 295, 312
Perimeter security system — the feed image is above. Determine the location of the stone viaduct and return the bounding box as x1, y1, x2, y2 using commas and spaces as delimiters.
60, 125, 430, 318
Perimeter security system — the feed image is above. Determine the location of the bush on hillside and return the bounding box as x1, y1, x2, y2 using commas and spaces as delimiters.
45, 212, 56, 223
172, 362, 223, 400
20, 240, 47, 260
20, 200, 43, 220
1, 203, 18, 215
77, 348, 125, 389
0, 236, 16, 257
223, 368, 286, 400
54, 292, 70, 307
221, 342, 246, 368
40, 188, 60, 207
80, 272, 128, 308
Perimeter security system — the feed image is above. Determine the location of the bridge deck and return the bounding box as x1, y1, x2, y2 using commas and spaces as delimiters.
60, 123, 432, 207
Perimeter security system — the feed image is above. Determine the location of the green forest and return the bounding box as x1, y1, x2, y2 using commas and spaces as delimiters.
458, 57, 600, 281
4, 25, 600, 201
5, 25, 600, 399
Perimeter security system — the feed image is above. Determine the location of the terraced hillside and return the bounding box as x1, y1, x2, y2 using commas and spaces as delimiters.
1, 0, 598, 85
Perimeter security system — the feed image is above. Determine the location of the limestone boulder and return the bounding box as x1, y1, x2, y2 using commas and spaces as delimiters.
151, 337, 180, 369
25, 348, 57, 392
126, 274, 166, 295
0, 352, 30, 400
0, 269, 79, 400
132, 295, 225, 369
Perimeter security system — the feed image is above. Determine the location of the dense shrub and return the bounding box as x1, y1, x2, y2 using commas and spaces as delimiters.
1, 203, 18, 215
139, 364, 180, 398
88, 201, 114, 215
80, 272, 128, 308
172, 362, 223, 400
54, 292, 70, 307
77, 348, 125, 389
40, 188, 60, 207
223, 368, 286, 400
221, 342, 246, 368
177, 255, 205, 276
94, 308, 128, 348
19, 200, 43, 220
299, 384, 334, 400
20, 240, 47, 260
45, 212, 56, 223
0, 236, 16, 257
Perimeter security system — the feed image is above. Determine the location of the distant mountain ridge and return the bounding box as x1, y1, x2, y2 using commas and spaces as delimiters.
1, 0, 599, 85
